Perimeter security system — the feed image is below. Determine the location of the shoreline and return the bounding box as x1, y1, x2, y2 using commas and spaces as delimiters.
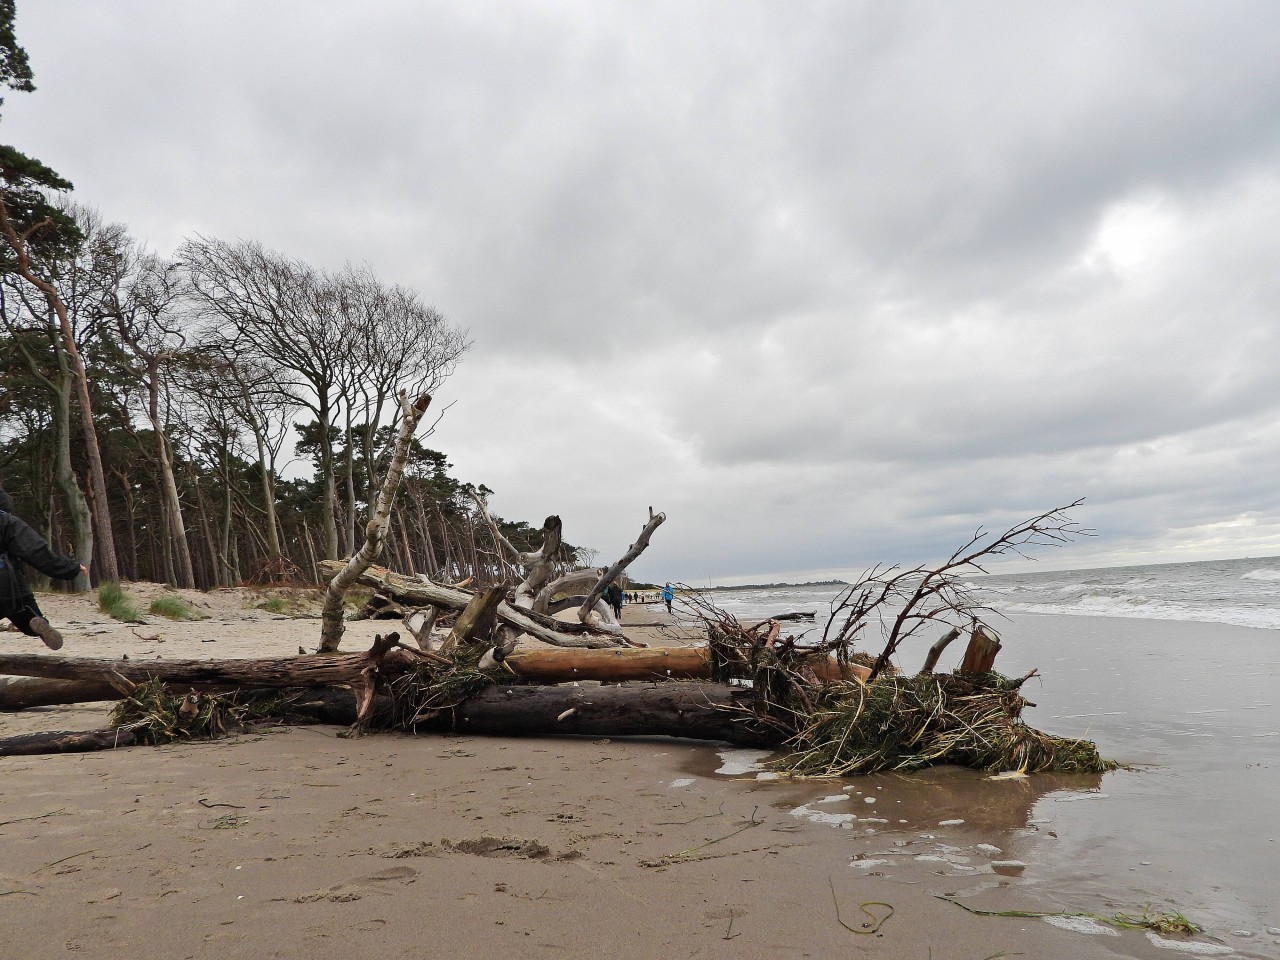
2, 590, 1276, 958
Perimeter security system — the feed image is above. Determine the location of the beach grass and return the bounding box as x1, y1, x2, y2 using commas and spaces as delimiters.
149, 594, 203, 621
257, 595, 290, 614
97, 581, 146, 624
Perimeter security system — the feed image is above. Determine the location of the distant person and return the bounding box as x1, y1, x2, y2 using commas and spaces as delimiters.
606, 581, 623, 620
0, 488, 87, 650
661, 582, 674, 615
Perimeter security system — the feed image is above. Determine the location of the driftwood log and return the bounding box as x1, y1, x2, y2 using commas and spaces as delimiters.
0, 642, 869, 712
0, 633, 444, 728
0, 681, 775, 755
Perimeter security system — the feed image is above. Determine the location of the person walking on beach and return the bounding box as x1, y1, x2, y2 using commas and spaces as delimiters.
606, 580, 623, 621
661, 582, 674, 615
0, 488, 87, 650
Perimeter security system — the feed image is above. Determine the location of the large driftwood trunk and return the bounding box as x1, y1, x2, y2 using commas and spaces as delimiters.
0, 646, 424, 690
1, 643, 869, 712
503, 646, 871, 684
0, 682, 775, 755
0, 677, 121, 710
444, 683, 772, 746
0, 728, 141, 756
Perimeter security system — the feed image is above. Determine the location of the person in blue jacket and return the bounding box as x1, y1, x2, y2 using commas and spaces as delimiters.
0, 488, 87, 650
661, 582, 674, 615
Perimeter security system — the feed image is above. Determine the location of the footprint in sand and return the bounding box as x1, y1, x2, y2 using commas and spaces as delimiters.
293, 865, 420, 903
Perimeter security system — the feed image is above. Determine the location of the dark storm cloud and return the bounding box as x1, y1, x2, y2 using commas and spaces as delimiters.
8, 1, 1280, 582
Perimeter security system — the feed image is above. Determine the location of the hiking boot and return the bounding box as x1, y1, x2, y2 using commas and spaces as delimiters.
29, 616, 64, 651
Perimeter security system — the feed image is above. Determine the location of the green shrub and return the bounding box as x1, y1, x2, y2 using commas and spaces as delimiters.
98, 582, 145, 624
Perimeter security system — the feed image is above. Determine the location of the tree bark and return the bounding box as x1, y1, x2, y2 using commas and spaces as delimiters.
0, 644, 868, 710
959, 626, 1002, 673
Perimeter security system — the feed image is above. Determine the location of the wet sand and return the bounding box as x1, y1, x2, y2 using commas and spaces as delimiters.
2, 590, 1277, 959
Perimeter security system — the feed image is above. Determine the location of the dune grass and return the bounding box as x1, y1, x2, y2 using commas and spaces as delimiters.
257, 595, 290, 614
149, 594, 203, 621
97, 581, 146, 624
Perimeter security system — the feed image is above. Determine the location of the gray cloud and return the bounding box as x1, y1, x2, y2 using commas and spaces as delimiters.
8, 1, 1280, 583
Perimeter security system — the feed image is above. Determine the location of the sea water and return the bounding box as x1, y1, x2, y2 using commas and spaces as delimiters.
687, 558, 1280, 950
695, 554, 1280, 632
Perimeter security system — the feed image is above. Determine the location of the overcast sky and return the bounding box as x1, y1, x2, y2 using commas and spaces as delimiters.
7, 2, 1280, 584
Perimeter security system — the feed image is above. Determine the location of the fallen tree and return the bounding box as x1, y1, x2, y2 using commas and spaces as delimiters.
0, 502, 1113, 777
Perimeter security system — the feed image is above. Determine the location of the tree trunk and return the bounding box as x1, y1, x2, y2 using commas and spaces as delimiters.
0, 643, 869, 712
0, 646, 423, 690
319, 393, 431, 652
49, 335, 94, 590
150, 369, 196, 588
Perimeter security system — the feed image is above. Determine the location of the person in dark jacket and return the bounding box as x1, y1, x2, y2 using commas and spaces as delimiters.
0, 488, 86, 650
605, 581, 623, 621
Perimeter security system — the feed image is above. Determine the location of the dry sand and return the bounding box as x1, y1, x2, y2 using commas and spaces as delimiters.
0, 589, 1261, 959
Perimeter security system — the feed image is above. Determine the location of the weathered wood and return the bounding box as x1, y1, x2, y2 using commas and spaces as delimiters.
0, 728, 140, 756
920, 627, 962, 674
0, 642, 869, 712
0, 640, 432, 690
0, 677, 121, 711
441, 585, 504, 654
503, 645, 871, 684
316, 560, 625, 649
0, 682, 774, 754
503, 646, 712, 681
959, 625, 1002, 673
448, 683, 772, 746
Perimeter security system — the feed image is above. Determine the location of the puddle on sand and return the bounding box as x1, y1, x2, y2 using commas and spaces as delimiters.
1144, 932, 1235, 955
1042, 916, 1119, 936
714, 747, 773, 776
788, 803, 856, 828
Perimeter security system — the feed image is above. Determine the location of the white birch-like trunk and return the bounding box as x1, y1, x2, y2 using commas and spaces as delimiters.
318, 392, 431, 652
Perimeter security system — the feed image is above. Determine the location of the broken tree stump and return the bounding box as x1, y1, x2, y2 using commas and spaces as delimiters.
959, 626, 1002, 673
441, 585, 504, 655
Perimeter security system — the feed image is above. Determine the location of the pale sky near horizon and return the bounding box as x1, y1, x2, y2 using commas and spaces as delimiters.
6, 2, 1280, 585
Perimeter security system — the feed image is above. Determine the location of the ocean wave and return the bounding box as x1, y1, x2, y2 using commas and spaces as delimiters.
1241, 569, 1280, 582
998, 598, 1280, 630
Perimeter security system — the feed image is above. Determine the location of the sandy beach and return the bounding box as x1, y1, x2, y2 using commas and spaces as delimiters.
2, 589, 1277, 960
